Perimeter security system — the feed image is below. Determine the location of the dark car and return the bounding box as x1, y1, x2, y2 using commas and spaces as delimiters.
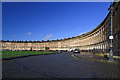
61, 50, 67, 52
73, 49, 80, 53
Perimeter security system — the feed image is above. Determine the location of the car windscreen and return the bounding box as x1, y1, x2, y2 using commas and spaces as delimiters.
75, 49, 79, 51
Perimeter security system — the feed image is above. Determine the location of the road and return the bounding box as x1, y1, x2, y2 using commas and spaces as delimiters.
2, 52, 120, 78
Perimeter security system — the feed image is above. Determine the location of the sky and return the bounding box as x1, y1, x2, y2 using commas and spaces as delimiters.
2, 2, 111, 41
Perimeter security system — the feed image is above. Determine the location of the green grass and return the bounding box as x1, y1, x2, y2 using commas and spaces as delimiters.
94, 54, 120, 59
94, 54, 104, 57
0, 51, 56, 58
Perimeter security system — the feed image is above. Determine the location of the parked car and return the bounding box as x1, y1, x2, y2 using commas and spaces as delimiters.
68, 49, 73, 52
73, 49, 80, 53
46, 50, 50, 51
62, 50, 67, 52
40, 50, 44, 51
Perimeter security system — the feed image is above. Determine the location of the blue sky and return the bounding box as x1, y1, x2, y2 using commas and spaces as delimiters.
2, 2, 111, 41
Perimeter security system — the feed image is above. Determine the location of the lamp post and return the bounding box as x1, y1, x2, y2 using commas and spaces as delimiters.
108, 2, 114, 61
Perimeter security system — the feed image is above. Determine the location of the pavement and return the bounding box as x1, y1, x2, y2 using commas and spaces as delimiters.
72, 52, 120, 62
2, 52, 120, 78
72, 52, 120, 78
72, 52, 108, 62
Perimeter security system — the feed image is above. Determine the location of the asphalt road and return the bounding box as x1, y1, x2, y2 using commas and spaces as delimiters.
2, 52, 120, 78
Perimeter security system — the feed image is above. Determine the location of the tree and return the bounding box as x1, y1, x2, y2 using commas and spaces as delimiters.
30, 47, 32, 51
45, 47, 49, 50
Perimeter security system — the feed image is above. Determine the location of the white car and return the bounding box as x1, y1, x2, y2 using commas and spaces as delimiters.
73, 49, 80, 53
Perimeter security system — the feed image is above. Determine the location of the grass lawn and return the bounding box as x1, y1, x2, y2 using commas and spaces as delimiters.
0, 51, 56, 58
94, 53, 120, 59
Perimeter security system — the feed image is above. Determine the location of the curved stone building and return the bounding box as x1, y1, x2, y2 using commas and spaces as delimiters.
0, 2, 120, 56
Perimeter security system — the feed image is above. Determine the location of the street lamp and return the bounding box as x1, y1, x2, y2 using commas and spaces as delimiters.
108, 2, 114, 61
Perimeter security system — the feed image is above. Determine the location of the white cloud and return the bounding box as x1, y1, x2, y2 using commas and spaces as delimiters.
43, 34, 53, 40
27, 32, 31, 36
13, 34, 16, 37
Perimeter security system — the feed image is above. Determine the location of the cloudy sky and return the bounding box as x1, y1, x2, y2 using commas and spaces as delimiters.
2, 2, 111, 41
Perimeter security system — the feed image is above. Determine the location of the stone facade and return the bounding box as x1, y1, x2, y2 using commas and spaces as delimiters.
0, 2, 120, 55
